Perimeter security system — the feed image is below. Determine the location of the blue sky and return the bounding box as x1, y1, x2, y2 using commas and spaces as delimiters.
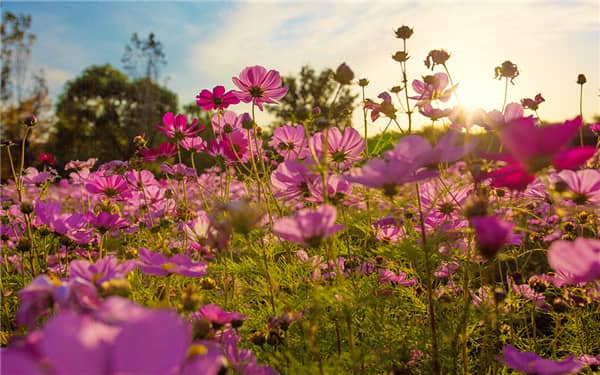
4, 0, 600, 131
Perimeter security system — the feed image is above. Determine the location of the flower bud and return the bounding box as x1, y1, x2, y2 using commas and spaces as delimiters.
312, 106, 322, 116
16, 239, 32, 253
100, 279, 131, 298
20, 201, 34, 215
390, 86, 402, 93
394, 25, 413, 39
577, 73, 587, 85
199, 277, 217, 290
392, 51, 410, 63
240, 112, 254, 130
358, 78, 369, 87
250, 331, 266, 346
334, 62, 354, 85
23, 114, 38, 127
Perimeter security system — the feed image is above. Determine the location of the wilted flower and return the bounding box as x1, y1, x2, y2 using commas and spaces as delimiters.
424, 49, 450, 70
520, 93, 545, 111
494, 60, 519, 84
392, 51, 410, 63
394, 25, 413, 39
364, 92, 397, 121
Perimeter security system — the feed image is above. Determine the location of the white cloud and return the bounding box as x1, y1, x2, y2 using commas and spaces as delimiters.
185, 0, 599, 131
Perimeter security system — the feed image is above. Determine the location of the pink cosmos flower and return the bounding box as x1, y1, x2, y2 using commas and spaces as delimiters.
211, 111, 245, 135
379, 269, 418, 286
411, 72, 455, 104
196, 85, 240, 111
155, 112, 203, 141
479, 102, 526, 131
180, 136, 206, 153
138, 247, 207, 277
384, 131, 476, 170
65, 158, 98, 171
363, 92, 397, 121
139, 142, 177, 162
269, 124, 309, 160
22, 167, 56, 185
34, 299, 191, 375
310, 127, 366, 169
471, 215, 514, 258
193, 304, 247, 326
85, 174, 131, 199
346, 158, 438, 196
498, 345, 582, 375
372, 217, 407, 243
270, 160, 318, 200
499, 116, 595, 173
273, 204, 344, 247
557, 169, 600, 206
87, 212, 129, 234
69, 256, 137, 286
231, 65, 288, 110
418, 103, 452, 121
547, 237, 600, 284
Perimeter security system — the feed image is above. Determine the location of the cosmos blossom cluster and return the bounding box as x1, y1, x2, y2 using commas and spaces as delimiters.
1, 26, 600, 375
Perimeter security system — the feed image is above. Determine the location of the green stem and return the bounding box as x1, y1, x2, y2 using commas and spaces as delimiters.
415, 183, 441, 375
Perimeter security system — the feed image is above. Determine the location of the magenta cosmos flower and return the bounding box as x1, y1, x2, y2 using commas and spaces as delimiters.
498, 345, 582, 375
138, 247, 207, 277
547, 237, 600, 284
156, 112, 204, 141
232, 65, 288, 110
499, 116, 595, 173
471, 215, 514, 258
273, 204, 344, 247
193, 304, 247, 326
196, 85, 240, 111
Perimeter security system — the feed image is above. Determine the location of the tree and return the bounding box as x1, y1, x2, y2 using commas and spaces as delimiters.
266, 65, 358, 131
1, 12, 36, 105
121, 32, 166, 82
121, 32, 169, 144
50, 64, 177, 166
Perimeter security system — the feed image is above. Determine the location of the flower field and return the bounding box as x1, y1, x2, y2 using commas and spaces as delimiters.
1, 24, 599, 375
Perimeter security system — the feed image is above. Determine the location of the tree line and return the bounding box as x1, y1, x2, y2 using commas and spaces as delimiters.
0, 12, 357, 176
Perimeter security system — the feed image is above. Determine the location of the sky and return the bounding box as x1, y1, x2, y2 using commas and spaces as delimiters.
3, 0, 600, 133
